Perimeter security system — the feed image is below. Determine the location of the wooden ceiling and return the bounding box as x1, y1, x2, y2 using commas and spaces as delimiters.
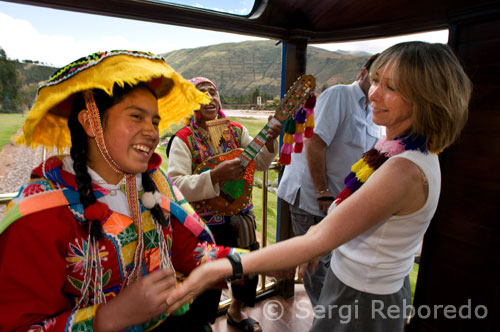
4, 0, 500, 43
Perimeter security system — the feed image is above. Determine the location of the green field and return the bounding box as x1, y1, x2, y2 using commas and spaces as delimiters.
0, 113, 25, 151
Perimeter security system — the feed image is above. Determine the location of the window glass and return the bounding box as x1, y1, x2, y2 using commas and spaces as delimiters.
153, 0, 256, 16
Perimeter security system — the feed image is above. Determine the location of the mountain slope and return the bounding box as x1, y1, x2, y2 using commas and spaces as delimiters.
10, 40, 370, 109
162, 40, 370, 96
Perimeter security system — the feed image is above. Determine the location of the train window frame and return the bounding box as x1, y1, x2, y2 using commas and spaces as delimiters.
142, 0, 264, 18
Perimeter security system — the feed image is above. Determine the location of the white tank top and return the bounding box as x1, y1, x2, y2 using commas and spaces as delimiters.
330, 150, 441, 294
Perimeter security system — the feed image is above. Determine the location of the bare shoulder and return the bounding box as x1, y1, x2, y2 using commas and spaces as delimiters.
382, 156, 422, 181
378, 157, 427, 215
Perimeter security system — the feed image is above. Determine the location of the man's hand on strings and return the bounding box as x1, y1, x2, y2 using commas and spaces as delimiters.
210, 158, 243, 183
265, 115, 283, 152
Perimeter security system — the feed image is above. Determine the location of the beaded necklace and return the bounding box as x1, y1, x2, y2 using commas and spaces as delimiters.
334, 135, 427, 206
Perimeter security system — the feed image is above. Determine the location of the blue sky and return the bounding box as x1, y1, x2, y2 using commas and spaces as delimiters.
0, 1, 448, 67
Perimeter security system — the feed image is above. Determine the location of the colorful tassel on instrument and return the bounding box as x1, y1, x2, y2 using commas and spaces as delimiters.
279, 118, 295, 165
279, 93, 317, 165
293, 133, 304, 153
304, 93, 316, 138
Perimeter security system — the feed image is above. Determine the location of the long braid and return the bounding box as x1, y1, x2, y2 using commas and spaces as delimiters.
141, 172, 168, 227
68, 93, 102, 240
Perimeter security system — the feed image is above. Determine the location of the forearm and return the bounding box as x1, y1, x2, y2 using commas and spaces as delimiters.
305, 135, 328, 192
95, 303, 128, 332
186, 234, 324, 287
167, 138, 219, 201
264, 138, 276, 153
171, 171, 219, 202
255, 139, 279, 171
241, 231, 330, 275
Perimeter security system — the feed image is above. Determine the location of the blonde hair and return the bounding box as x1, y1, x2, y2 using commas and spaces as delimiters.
369, 42, 472, 152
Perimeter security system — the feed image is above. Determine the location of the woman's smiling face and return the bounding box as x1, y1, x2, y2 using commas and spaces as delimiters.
101, 86, 160, 175
369, 62, 413, 139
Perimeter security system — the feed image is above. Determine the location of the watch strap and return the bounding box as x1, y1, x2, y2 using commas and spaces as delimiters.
226, 252, 243, 282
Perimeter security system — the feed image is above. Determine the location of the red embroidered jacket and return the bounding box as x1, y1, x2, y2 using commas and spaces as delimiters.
0, 154, 236, 332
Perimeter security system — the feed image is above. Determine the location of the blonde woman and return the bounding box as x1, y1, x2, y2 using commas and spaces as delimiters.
167, 42, 472, 332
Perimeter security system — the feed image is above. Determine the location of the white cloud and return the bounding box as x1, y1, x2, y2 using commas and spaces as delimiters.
0, 13, 133, 66
0, 11, 264, 67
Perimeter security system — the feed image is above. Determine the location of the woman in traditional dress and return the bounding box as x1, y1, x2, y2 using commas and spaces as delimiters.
0, 50, 240, 331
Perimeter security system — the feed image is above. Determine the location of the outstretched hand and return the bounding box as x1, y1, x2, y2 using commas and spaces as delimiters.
96, 268, 177, 331
166, 262, 222, 314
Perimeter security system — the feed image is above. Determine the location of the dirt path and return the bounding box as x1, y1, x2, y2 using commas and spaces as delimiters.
0, 131, 44, 216
224, 109, 274, 119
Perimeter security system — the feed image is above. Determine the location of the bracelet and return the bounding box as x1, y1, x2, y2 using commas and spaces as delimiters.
226, 253, 243, 282
316, 188, 330, 194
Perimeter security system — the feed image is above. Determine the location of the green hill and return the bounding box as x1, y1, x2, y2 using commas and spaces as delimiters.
162, 40, 370, 96
5, 40, 369, 112
14, 61, 57, 85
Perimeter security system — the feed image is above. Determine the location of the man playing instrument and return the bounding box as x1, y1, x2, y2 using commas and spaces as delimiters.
167, 77, 281, 332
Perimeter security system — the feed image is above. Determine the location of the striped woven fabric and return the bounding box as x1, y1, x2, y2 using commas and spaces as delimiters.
334, 135, 427, 205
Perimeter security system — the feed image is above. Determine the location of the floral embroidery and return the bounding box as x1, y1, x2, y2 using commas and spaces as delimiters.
193, 242, 218, 264
66, 239, 108, 275
117, 224, 139, 246
144, 229, 159, 250
27, 317, 56, 331
22, 183, 45, 197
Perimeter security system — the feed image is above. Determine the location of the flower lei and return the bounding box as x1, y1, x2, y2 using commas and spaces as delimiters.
334, 135, 428, 205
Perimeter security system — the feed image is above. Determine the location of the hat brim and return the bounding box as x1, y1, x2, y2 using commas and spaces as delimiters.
16, 51, 209, 152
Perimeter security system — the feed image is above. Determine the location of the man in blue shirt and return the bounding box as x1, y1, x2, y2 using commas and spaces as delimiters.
277, 54, 382, 306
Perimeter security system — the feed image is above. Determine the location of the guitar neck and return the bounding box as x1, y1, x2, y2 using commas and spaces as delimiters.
238, 117, 280, 169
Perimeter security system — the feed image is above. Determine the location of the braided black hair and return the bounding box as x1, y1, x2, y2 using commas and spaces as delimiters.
68, 83, 162, 239
68, 91, 102, 239
141, 172, 168, 227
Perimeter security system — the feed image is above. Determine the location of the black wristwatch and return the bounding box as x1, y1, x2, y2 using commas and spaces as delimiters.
226, 252, 243, 282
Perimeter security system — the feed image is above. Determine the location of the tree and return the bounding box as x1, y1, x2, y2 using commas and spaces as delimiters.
0, 48, 21, 113
251, 88, 260, 104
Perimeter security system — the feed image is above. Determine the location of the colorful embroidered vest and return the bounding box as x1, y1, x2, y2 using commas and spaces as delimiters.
176, 121, 243, 170
175, 122, 254, 223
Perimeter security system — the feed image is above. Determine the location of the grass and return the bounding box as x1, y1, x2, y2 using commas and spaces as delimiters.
0, 113, 25, 151
228, 116, 279, 244
409, 263, 419, 302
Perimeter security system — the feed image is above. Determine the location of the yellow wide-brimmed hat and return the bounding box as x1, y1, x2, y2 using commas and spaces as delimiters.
16, 50, 209, 152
